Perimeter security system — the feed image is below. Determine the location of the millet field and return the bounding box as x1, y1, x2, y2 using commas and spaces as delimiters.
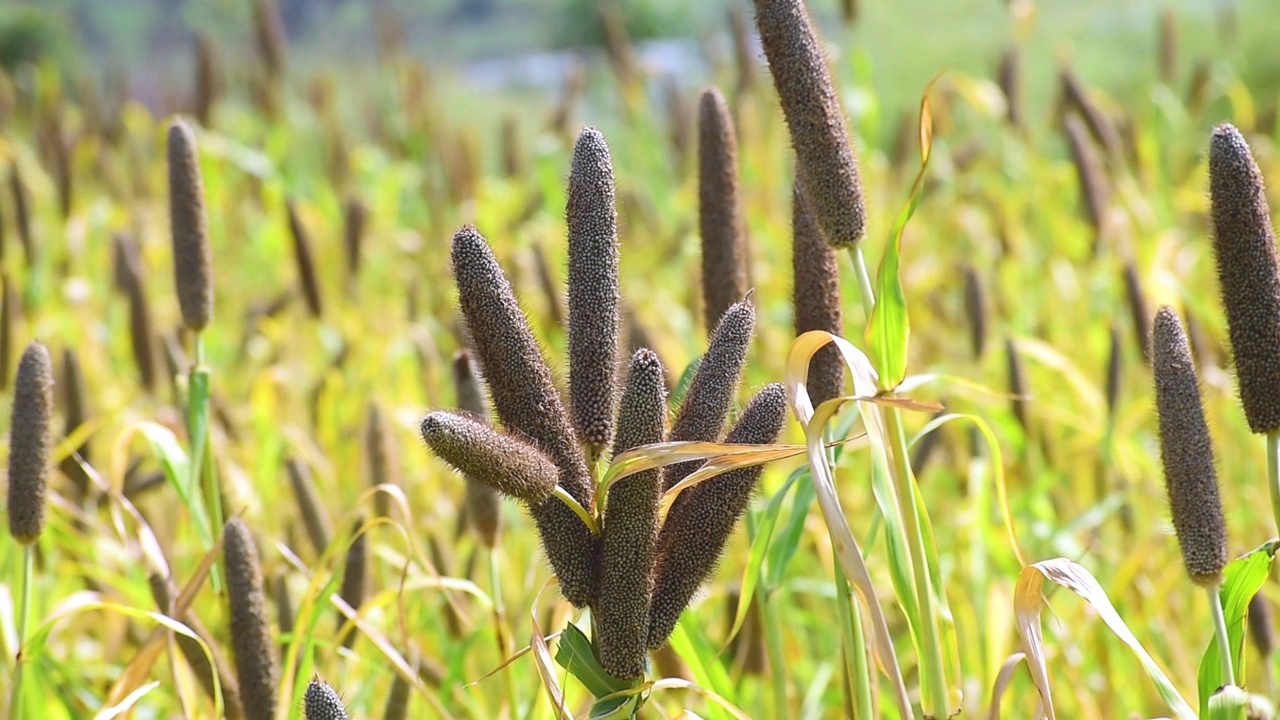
2, 0, 1280, 717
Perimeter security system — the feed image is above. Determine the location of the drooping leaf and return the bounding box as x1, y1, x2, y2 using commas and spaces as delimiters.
1014, 557, 1196, 720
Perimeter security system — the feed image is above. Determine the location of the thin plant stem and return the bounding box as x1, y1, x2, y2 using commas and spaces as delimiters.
847, 247, 876, 324
761, 585, 789, 717
10, 545, 34, 720
833, 553, 874, 719
848, 242, 950, 717
1268, 432, 1280, 537
488, 548, 521, 719
1208, 583, 1236, 687
189, 332, 223, 589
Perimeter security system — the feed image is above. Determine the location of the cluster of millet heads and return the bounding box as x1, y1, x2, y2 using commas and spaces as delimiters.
1152, 123, 1280, 592
418, 0, 872, 681
420, 126, 788, 680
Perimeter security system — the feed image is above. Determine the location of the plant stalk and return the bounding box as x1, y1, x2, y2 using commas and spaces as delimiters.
834, 553, 875, 719
850, 243, 950, 718
10, 544, 34, 720
1209, 583, 1236, 687
190, 332, 224, 589
1269, 431, 1280, 537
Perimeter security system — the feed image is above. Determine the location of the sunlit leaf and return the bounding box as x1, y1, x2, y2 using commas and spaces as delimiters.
1197, 540, 1278, 717
1014, 557, 1195, 720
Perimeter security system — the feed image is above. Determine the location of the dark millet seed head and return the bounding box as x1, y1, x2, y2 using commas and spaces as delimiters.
60, 347, 92, 499
1063, 114, 1109, 239
753, 0, 866, 248
252, 0, 288, 78
382, 667, 413, 720
167, 119, 214, 331
223, 518, 280, 720
698, 88, 749, 334
343, 195, 366, 280
962, 264, 988, 360
149, 573, 247, 720
1006, 338, 1028, 433
648, 383, 788, 648
450, 225, 598, 606
1105, 323, 1123, 417
8, 341, 53, 544
1122, 262, 1152, 363
194, 33, 219, 127
11, 163, 32, 266
273, 572, 294, 641
567, 127, 621, 451
1060, 65, 1123, 159
286, 457, 333, 556
1159, 7, 1178, 85
125, 263, 158, 391
1207, 123, 1280, 434
337, 519, 367, 649
420, 411, 560, 505
287, 200, 324, 319
998, 46, 1022, 128
1250, 593, 1274, 659
365, 402, 397, 517
597, 349, 669, 679
663, 300, 755, 491
792, 182, 844, 406
0, 273, 15, 391
452, 350, 502, 548
1152, 307, 1228, 586
304, 678, 349, 720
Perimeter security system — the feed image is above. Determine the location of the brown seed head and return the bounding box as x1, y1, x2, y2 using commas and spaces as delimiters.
753, 0, 866, 247
365, 402, 397, 517
1207, 123, 1280, 434
567, 127, 621, 451
663, 300, 755, 491
699, 88, 749, 333
1006, 338, 1028, 433
450, 225, 597, 606
962, 264, 988, 360
304, 678, 348, 720
1122, 262, 1152, 363
453, 350, 502, 548
597, 349, 668, 679
286, 200, 324, 319
60, 348, 91, 500
0, 273, 15, 391
8, 341, 53, 544
1159, 7, 1178, 85
223, 518, 279, 720
343, 195, 366, 281
10, 163, 32, 267
194, 33, 220, 127
998, 46, 1022, 128
167, 119, 214, 331
286, 457, 332, 556
421, 411, 559, 505
1062, 114, 1109, 240
1250, 593, 1274, 659
792, 182, 844, 406
1105, 322, 1123, 417
1152, 307, 1227, 586
1059, 65, 1123, 159
252, 0, 288, 78
337, 520, 367, 649
149, 573, 246, 720
648, 383, 788, 648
